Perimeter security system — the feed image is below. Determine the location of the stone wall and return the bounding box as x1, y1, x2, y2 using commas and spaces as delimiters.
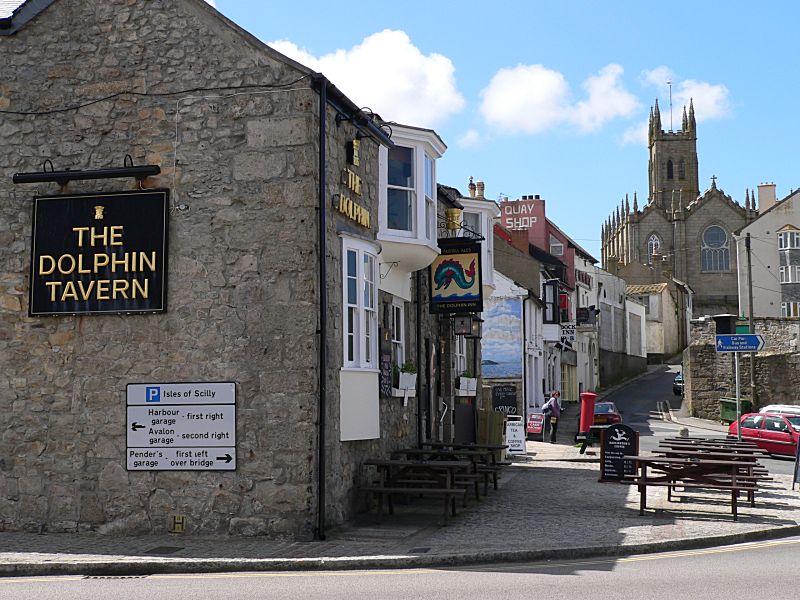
599, 350, 647, 390
0, 0, 408, 537
685, 318, 800, 419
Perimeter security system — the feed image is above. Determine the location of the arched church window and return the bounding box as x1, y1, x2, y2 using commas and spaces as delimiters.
701, 225, 730, 272
647, 234, 661, 263
667, 160, 674, 180
679, 159, 686, 180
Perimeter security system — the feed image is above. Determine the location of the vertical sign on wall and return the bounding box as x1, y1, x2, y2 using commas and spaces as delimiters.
429, 238, 483, 314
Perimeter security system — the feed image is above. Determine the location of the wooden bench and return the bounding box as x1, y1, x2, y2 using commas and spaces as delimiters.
361, 458, 473, 524
624, 455, 768, 521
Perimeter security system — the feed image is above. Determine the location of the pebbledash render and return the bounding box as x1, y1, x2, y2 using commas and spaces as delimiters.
0, 0, 416, 538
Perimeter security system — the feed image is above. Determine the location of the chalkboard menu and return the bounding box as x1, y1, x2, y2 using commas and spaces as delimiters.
379, 352, 392, 398
492, 384, 517, 414
599, 424, 638, 482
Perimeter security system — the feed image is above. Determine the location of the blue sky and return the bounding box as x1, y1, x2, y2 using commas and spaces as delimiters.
218, 2, 795, 258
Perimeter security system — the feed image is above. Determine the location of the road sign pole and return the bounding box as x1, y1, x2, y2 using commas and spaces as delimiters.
735, 352, 741, 441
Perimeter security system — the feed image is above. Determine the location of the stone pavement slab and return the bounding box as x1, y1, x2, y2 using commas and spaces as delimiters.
3, 441, 800, 576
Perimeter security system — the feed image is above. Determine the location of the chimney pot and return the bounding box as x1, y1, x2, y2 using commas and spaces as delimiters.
535, 194, 540, 199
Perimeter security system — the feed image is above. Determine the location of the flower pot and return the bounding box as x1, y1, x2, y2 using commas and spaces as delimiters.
398, 372, 417, 390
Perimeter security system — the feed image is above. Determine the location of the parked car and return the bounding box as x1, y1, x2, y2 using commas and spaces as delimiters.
672, 373, 684, 396
585, 401, 623, 426
728, 412, 800, 456
759, 404, 800, 417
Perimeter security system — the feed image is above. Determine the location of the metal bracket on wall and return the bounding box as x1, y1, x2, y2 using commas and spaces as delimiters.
12, 155, 160, 186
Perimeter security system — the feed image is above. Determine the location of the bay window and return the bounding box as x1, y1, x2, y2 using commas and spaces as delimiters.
387, 146, 414, 232
343, 236, 379, 369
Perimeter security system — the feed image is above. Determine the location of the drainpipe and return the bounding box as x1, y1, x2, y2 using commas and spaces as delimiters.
315, 75, 328, 541
416, 270, 424, 448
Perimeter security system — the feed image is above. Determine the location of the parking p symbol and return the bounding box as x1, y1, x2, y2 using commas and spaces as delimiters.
146, 387, 161, 403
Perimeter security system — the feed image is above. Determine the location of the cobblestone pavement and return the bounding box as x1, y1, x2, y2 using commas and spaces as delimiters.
3, 438, 800, 576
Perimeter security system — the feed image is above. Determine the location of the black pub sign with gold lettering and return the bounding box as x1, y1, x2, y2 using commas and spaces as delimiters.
29, 189, 169, 316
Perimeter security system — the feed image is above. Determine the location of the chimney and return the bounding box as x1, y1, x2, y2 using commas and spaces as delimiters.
758, 182, 776, 213
476, 180, 485, 198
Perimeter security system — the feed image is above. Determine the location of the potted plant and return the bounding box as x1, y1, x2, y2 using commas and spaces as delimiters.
397, 361, 417, 390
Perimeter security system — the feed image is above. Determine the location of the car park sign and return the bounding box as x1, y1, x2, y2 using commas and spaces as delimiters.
715, 334, 765, 353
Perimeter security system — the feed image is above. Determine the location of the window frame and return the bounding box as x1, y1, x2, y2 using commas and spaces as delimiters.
386, 145, 416, 236
647, 233, 661, 263
781, 302, 800, 318
549, 234, 564, 256
454, 332, 467, 377
391, 299, 405, 368
778, 230, 800, 250
341, 235, 380, 370
700, 225, 730, 272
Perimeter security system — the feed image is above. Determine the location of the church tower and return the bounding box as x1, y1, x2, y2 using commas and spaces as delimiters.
648, 99, 699, 211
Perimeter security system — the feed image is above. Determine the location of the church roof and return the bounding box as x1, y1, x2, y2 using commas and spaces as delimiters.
626, 283, 668, 295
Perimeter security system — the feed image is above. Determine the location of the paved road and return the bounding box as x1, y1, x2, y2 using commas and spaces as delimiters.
600, 365, 796, 476
5, 536, 800, 600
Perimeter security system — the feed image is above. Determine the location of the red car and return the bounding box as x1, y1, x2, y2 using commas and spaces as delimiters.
590, 402, 622, 426
728, 412, 800, 456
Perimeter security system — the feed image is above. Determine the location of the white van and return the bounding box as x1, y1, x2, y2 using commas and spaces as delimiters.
758, 404, 800, 416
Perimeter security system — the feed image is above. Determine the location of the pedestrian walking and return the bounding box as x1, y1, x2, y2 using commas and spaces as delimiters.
543, 391, 561, 443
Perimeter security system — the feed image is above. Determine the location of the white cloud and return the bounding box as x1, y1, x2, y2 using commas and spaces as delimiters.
479, 63, 637, 135
571, 64, 640, 132
268, 30, 465, 129
641, 66, 731, 121
675, 80, 731, 121
457, 129, 481, 149
479, 64, 570, 134
623, 67, 732, 145
622, 121, 648, 145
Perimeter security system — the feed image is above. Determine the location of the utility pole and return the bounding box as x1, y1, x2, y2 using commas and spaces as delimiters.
746, 233, 757, 408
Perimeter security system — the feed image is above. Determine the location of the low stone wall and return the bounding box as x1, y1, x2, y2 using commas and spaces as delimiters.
599, 350, 647, 390
685, 318, 800, 419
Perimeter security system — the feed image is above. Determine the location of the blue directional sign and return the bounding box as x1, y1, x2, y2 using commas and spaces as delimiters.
715, 334, 765, 353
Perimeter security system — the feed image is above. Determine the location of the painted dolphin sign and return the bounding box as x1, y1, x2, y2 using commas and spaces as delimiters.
429, 239, 483, 314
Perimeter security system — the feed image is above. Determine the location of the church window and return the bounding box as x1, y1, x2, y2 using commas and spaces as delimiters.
679, 159, 686, 180
666, 160, 674, 180
647, 234, 661, 263
701, 226, 730, 272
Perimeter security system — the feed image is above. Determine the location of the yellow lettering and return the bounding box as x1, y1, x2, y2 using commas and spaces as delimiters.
76, 280, 95, 300
111, 253, 129, 272
110, 226, 123, 246
112, 279, 129, 299
94, 253, 109, 271
139, 252, 156, 272
57, 254, 76, 275
45, 281, 60, 301
77, 254, 91, 274
132, 278, 148, 299
39, 255, 55, 276
62, 280, 78, 301
72, 227, 89, 247
90, 226, 109, 247
96, 280, 110, 300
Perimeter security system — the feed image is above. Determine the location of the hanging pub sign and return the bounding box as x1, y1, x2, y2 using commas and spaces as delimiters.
429, 238, 483, 314
29, 189, 169, 316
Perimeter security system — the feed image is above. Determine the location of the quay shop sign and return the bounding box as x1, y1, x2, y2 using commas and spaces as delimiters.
29, 190, 169, 316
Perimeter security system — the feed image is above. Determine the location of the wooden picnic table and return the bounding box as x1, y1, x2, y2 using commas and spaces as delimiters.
623, 455, 761, 521
391, 447, 501, 496
661, 436, 759, 448
422, 441, 509, 452
361, 458, 473, 524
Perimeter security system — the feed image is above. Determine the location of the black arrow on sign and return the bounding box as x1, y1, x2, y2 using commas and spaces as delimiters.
216, 454, 233, 464
131, 422, 145, 431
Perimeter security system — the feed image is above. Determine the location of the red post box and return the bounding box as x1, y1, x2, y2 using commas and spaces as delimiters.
579, 391, 597, 435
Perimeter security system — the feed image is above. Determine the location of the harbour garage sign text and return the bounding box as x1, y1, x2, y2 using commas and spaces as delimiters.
29, 189, 169, 316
